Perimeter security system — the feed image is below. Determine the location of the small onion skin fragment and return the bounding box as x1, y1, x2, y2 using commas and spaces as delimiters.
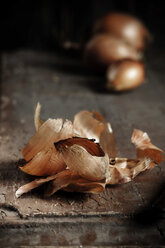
93, 13, 152, 51
84, 34, 141, 70
131, 129, 165, 164
106, 60, 145, 91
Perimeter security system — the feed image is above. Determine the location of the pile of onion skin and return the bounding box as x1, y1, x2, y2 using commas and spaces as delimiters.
16, 103, 164, 198
84, 12, 152, 91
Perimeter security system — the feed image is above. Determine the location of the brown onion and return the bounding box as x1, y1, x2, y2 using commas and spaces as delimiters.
94, 13, 152, 51
84, 34, 141, 70
106, 60, 145, 91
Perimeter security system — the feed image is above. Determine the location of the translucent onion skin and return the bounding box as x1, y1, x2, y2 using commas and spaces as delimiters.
93, 13, 152, 52
106, 60, 145, 91
84, 34, 141, 70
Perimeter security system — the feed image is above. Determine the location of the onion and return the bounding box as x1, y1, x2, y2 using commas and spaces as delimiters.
106, 60, 145, 91
94, 13, 152, 51
84, 34, 141, 70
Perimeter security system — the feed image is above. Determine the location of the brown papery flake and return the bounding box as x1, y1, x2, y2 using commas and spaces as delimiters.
132, 129, 165, 165
55, 137, 105, 157
73, 110, 117, 158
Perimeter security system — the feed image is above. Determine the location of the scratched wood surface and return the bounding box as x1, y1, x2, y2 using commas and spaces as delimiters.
0, 50, 164, 246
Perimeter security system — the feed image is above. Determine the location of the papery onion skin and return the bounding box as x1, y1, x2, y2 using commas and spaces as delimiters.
55, 138, 110, 182
84, 34, 141, 70
20, 147, 66, 176
106, 60, 145, 91
55, 137, 105, 157
22, 118, 73, 161
93, 13, 152, 51
73, 110, 117, 158
44, 169, 105, 197
16, 104, 164, 198
131, 129, 165, 164
34, 102, 44, 131
108, 157, 152, 185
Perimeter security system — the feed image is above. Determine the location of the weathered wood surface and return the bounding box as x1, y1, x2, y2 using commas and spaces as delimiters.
0, 50, 164, 246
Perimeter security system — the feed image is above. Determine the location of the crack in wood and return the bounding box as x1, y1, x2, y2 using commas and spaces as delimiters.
0, 204, 23, 219
134, 183, 145, 205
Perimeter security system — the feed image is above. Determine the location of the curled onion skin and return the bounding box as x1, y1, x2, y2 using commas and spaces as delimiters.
84, 34, 141, 70
93, 13, 152, 51
106, 60, 145, 91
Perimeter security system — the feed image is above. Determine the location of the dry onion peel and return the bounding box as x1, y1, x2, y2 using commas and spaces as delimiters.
55, 138, 110, 182
132, 129, 164, 165
108, 157, 152, 184
16, 170, 105, 198
20, 146, 66, 176
16, 174, 58, 198
73, 110, 117, 157
34, 102, 44, 131
22, 118, 73, 161
44, 170, 105, 197
16, 103, 164, 198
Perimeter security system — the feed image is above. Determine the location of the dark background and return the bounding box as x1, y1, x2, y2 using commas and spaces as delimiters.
0, 0, 165, 52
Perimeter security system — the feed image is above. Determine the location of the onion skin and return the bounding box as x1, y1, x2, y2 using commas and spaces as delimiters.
93, 13, 152, 51
84, 34, 141, 70
106, 60, 145, 91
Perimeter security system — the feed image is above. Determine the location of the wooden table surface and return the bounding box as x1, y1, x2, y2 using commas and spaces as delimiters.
0, 50, 164, 246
